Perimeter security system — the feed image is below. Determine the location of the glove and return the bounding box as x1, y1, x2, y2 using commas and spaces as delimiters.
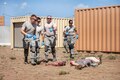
33, 35, 37, 40
41, 41, 44, 46
76, 34, 79, 39
49, 27, 53, 32
65, 32, 69, 35
25, 34, 33, 38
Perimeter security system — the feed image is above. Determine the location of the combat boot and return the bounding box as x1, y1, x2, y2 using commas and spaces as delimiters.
24, 57, 28, 64
70, 54, 74, 59
31, 58, 36, 65
52, 53, 57, 62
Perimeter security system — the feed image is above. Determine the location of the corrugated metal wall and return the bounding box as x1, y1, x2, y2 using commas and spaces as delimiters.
0, 16, 5, 26
75, 5, 120, 52
11, 16, 71, 48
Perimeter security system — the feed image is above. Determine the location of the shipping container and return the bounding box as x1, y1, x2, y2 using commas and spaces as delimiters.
0, 16, 5, 26
75, 5, 120, 52
10, 16, 72, 49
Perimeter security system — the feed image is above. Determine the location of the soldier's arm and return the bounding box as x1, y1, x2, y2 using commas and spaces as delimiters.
63, 30, 66, 36
74, 27, 78, 35
41, 27, 45, 41
21, 22, 27, 35
41, 35, 44, 41
63, 26, 67, 35
53, 23, 57, 35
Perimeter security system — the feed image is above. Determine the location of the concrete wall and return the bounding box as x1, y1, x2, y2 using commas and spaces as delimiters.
0, 26, 10, 45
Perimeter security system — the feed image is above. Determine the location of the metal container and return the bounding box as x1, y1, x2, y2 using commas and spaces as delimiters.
75, 5, 120, 52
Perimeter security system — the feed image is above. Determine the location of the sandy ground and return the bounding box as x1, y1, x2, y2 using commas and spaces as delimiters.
0, 46, 120, 80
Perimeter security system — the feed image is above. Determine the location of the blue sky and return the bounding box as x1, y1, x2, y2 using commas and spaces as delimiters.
0, 0, 120, 26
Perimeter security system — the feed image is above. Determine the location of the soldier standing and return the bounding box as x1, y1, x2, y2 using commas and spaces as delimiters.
21, 14, 37, 65
44, 15, 57, 62
63, 26, 69, 53
63, 20, 79, 59
34, 17, 44, 64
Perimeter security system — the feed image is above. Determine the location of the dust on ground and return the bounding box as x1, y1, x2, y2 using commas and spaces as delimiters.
0, 46, 120, 80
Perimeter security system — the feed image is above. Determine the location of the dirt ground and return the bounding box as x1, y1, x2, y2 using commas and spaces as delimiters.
0, 46, 120, 80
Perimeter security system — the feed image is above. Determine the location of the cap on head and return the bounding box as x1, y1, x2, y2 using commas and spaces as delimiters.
47, 15, 52, 19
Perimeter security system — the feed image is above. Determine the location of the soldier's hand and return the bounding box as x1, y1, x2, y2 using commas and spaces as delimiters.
76, 34, 79, 39
65, 32, 69, 35
25, 34, 33, 38
41, 41, 44, 46
33, 35, 37, 40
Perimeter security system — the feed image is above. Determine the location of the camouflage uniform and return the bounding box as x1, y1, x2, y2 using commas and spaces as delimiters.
21, 21, 37, 64
64, 26, 77, 58
44, 22, 57, 61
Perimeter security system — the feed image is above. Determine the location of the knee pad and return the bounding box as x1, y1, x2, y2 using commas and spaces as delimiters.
30, 41, 36, 53
36, 48, 39, 53
30, 51, 36, 59
69, 44, 74, 49
30, 46, 36, 53
70, 49, 74, 54
45, 46, 49, 52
